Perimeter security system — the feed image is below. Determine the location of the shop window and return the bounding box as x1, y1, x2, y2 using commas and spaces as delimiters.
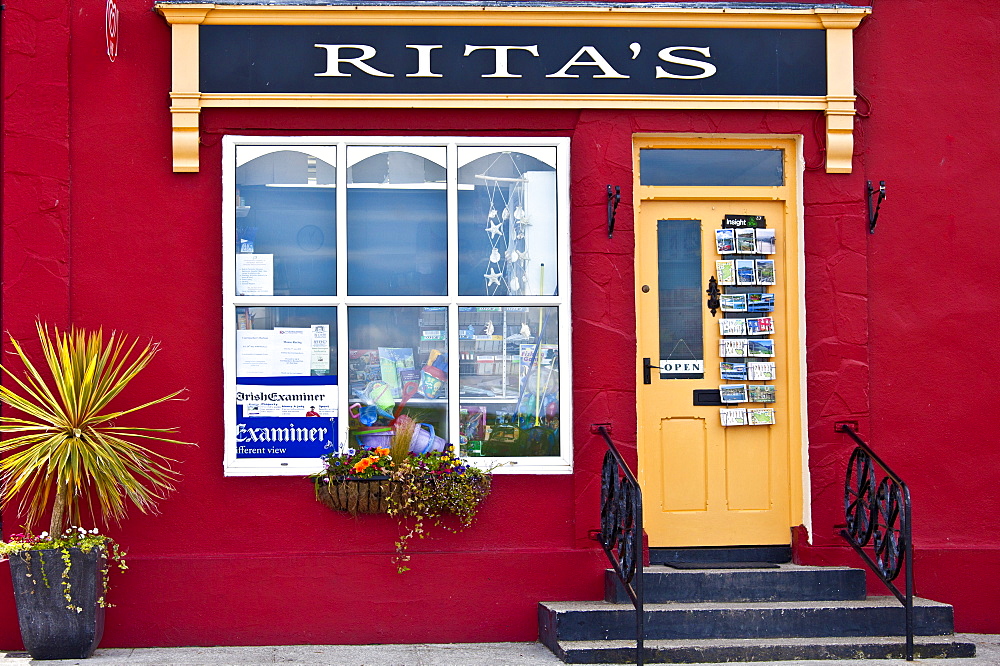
224, 137, 571, 476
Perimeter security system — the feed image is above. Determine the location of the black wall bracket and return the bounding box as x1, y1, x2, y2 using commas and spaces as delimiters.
607, 184, 621, 238
706, 275, 720, 317
867, 180, 886, 234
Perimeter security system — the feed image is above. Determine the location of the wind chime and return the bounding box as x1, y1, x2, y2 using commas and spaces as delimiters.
477, 153, 530, 296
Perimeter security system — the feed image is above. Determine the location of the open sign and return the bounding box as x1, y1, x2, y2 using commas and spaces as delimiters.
660, 360, 704, 374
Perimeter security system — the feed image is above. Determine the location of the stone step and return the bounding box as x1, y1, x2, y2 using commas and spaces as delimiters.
547, 636, 977, 664
538, 597, 956, 642
649, 546, 791, 565
605, 564, 867, 603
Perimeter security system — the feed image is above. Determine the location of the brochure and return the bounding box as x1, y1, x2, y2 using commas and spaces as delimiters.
748, 408, 776, 426
748, 384, 776, 403
720, 408, 748, 427
720, 294, 747, 312
719, 384, 748, 403
746, 317, 775, 335
736, 228, 757, 254
747, 362, 776, 381
720, 362, 748, 381
719, 318, 748, 336
716, 260, 736, 285
736, 259, 757, 285
756, 259, 776, 285
720, 339, 748, 357
756, 229, 776, 254
747, 293, 775, 312
716, 229, 736, 254
747, 339, 776, 358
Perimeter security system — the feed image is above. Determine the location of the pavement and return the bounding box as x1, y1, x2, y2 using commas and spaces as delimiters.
1, 636, 999, 666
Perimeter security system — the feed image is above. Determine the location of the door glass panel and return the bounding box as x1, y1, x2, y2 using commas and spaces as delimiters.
640, 149, 783, 187
657, 219, 704, 379
457, 148, 558, 296
347, 306, 449, 449
235, 148, 337, 296
458, 306, 560, 457
346, 147, 447, 296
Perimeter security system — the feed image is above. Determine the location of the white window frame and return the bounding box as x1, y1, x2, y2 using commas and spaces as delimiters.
222, 135, 572, 476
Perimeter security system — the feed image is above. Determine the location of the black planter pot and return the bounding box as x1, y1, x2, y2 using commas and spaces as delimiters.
8, 546, 106, 660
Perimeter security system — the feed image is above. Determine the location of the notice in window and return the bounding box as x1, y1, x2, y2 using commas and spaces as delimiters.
236, 330, 273, 377
235, 253, 273, 296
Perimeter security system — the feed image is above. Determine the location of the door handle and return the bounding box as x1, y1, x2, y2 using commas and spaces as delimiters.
706, 275, 720, 317
642, 357, 658, 384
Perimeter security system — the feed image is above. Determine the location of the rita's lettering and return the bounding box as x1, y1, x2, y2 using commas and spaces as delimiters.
314, 42, 715, 80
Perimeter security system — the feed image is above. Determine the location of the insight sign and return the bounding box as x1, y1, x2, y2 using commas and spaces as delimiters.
200, 25, 826, 97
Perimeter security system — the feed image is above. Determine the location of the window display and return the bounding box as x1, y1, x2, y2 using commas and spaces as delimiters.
223, 137, 571, 476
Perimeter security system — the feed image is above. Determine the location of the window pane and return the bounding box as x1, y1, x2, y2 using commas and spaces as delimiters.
234, 306, 338, 460
458, 148, 558, 296
640, 149, 783, 187
235, 148, 337, 296
657, 220, 704, 379
347, 148, 447, 296
347, 306, 449, 450
459, 306, 560, 457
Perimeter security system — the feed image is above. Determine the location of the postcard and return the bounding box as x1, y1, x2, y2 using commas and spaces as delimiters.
756, 260, 776, 285
747, 293, 775, 312
756, 229, 776, 254
747, 339, 775, 358
748, 384, 776, 403
720, 294, 747, 312
720, 408, 748, 427
716, 260, 736, 285
747, 362, 776, 380
735, 228, 757, 254
720, 362, 747, 381
746, 317, 774, 335
716, 229, 736, 254
719, 318, 748, 336
719, 384, 748, 403
720, 339, 748, 357
748, 408, 776, 426
736, 260, 757, 285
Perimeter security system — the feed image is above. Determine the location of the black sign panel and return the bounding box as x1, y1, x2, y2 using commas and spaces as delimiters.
200, 25, 826, 96
723, 215, 767, 228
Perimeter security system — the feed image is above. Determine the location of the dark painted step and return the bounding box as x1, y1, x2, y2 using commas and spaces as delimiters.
606, 564, 867, 603
538, 597, 957, 642
547, 636, 977, 664
649, 546, 791, 565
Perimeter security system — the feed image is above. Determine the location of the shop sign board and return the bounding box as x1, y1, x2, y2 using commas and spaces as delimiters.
200, 25, 826, 97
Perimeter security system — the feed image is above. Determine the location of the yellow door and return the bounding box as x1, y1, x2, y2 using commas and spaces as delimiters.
634, 139, 804, 547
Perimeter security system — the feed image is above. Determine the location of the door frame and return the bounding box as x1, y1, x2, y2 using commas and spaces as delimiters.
632, 133, 811, 545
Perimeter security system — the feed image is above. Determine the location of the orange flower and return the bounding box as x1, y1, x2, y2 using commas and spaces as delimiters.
353, 457, 374, 473
374, 447, 390, 457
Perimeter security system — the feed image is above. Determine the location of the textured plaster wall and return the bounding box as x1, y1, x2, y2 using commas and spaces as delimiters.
1, 0, 998, 648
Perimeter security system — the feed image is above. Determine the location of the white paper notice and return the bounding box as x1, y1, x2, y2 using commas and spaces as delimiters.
236, 331, 274, 377
310, 324, 330, 372
273, 327, 312, 376
235, 253, 274, 296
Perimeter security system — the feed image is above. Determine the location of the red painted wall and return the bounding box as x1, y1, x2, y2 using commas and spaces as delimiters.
2, 0, 998, 648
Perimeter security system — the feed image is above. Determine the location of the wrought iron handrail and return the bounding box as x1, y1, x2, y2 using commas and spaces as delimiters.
592, 423, 644, 666
838, 422, 914, 661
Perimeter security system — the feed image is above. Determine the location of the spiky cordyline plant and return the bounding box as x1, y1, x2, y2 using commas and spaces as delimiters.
0, 322, 192, 536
